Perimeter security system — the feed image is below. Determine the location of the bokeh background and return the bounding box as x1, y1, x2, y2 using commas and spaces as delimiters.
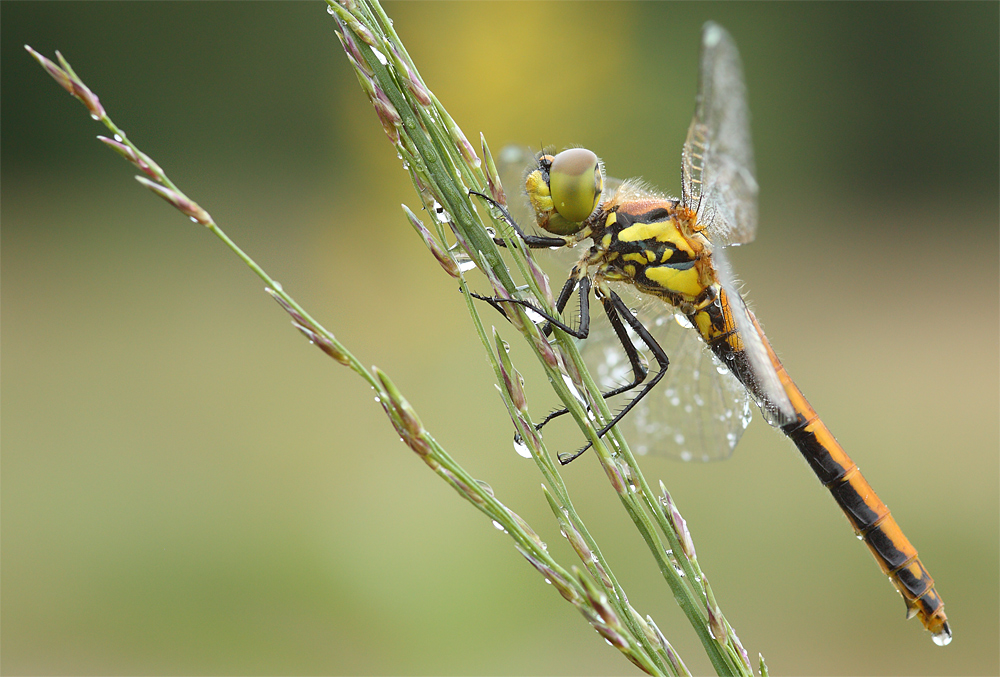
3, 2, 997, 675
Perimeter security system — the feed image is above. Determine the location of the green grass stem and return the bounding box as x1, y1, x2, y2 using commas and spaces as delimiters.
27, 2, 765, 672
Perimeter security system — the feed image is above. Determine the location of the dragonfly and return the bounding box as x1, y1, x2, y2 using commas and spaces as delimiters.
472, 22, 950, 645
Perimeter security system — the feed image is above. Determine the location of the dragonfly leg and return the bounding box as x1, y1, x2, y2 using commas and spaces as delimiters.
535, 283, 651, 432
471, 264, 665, 464
470, 274, 591, 339
558, 290, 670, 464
469, 190, 568, 249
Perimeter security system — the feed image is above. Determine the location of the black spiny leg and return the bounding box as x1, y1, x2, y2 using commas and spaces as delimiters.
531, 282, 651, 432
557, 290, 669, 465
464, 189, 568, 322
468, 190, 669, 464
469, 190, 567, 249
470, 274, 591, 339
479, 273, 658, 458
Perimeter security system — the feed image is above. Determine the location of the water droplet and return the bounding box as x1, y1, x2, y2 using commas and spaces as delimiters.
513, 437, 532, 459
543, 578, 552, 585
523, 307, 546, 325
491, 520, 508, 533
674, 314, 694, 329
114, 133, 123, 142
374, 396, 381, 403
932, 627, 952, 646
90, 112, 101, 121
369, 45, 388, 65
272, 281, 283, 292
561, 373, 587, 406
485, 226, 496, 237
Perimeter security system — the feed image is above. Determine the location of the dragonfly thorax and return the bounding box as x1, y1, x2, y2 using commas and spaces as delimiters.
588, 187, 717, 312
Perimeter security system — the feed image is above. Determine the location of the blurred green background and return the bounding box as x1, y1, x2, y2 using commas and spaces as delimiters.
3, 2, 997, 675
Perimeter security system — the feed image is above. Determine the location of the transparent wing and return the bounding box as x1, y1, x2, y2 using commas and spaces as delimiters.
711, 248, 795, 425
579, 284, 753, 462
681, 22, 758, 247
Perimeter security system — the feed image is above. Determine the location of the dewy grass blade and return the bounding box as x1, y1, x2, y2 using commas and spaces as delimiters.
29, 1, 759, 672
328, 1, 754, 675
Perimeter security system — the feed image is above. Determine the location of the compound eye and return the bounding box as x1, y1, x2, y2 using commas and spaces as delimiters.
549, 148, 603, 224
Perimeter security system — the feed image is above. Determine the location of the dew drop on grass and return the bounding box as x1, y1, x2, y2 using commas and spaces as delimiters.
561, 373, 587, 406
524, 307, 546, 325
513, 437, 532, 459
369, 46, 388, 65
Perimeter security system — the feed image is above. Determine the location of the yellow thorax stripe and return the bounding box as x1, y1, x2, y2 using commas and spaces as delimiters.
618, 220, 693, 255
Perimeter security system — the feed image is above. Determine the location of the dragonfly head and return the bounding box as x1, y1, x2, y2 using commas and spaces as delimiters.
526, 148, 603, 236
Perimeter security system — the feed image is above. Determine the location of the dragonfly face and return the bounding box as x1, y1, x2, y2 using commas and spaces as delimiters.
525, 148, 604, 234
484, 21, 950, 643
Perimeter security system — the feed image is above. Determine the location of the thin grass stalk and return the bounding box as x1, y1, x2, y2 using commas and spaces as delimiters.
28, 36, 680, 677
327, 1, 757, 675
28, 0, 762, 671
